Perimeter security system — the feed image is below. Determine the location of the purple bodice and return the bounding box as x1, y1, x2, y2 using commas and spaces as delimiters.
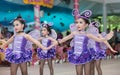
41, 38, 51, 53
41, 38, 51, 47
12, 36, 26, 53
73, 34, 88, 55
12, 36, 27, 53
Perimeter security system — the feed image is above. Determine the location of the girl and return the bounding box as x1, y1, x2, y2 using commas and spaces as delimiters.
37, 23, 57, 75
87, 22, 117, 75
0, 17, 49, 75
57, 10, 113, 75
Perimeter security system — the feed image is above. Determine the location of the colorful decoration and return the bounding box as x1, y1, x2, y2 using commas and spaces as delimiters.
23, 0, 54, 30
73, 0, 79, 20
23, 0, 54, 8
34, 5, 40, 29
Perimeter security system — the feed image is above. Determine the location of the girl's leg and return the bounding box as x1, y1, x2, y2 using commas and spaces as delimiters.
19, 62, 28, 75
10, 63, 19, 75
27, 61, 31, 66
75, 64, 83, 75
95, 59, 102, 75
84, 62, 91, 75
56, 54, 60, 63
40, 59, 45, 75
47, 59, 54, 75
90, 60, 95, 75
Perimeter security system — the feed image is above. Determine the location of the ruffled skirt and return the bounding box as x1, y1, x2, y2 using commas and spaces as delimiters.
5, 48, 32, 64
89, 48, 106, 60
37, 48, 56, 59
68, 47, 92, 65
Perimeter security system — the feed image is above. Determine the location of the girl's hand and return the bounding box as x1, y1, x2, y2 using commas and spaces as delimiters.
111, 49, 118, 53
46, 46, 53, 50
105, 31, 114, 40
42, 47, 48, 51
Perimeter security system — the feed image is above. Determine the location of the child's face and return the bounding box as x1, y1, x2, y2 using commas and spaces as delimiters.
13, 20, 24, 33
75, 18, 88, 31
41, 27, 49, 36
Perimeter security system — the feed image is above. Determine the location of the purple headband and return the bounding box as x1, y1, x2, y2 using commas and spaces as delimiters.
72, 9, 92, 20
41, 22, 53, 28
91, 21, 100, 28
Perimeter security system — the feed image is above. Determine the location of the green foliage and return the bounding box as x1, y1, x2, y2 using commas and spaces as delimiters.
107, 16, 120, 28
93, 15, 120, 31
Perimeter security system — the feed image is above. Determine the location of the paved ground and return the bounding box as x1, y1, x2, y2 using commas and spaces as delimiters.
0, 59, 120, 75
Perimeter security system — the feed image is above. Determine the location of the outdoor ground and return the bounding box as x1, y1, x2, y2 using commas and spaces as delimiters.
0, 58, 120, 75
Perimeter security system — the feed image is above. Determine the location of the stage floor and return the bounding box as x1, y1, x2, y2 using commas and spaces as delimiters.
0, 59, 120, 75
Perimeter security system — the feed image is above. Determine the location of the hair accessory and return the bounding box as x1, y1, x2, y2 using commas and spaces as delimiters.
41, 22, 53, 28
91, 21, 100, 28
72, 9, 92, 20
78, 10, 92, 20
72, 9, 80, 16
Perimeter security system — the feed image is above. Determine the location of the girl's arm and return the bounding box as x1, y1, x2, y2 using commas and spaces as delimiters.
1, 36, 14, 48
38, 37, 42, 41
103, 41, 117, 53
98, 34, 117, 53
25, 34, 47, 50
0, 40, 6, 44
87, 31, 113, 42
58, 32, 74, 44
47, 37, 58, 49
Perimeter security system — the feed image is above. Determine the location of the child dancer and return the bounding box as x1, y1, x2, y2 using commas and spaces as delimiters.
57, 10, 113, 75
87, 22, 117, 75
0, 17, 49, 75
37, 23, 57, 75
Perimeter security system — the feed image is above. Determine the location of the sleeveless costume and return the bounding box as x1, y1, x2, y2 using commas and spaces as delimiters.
68, 34, 92, 65
5, 35, 32, 64
37, 38, 56, 59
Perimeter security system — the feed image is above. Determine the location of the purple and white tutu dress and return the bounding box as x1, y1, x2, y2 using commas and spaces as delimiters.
68, 34, 92, 65
5, 35, 32, 64
88, 29, 107, 60
37, 38, 56, 59
89, 42, 106, 60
